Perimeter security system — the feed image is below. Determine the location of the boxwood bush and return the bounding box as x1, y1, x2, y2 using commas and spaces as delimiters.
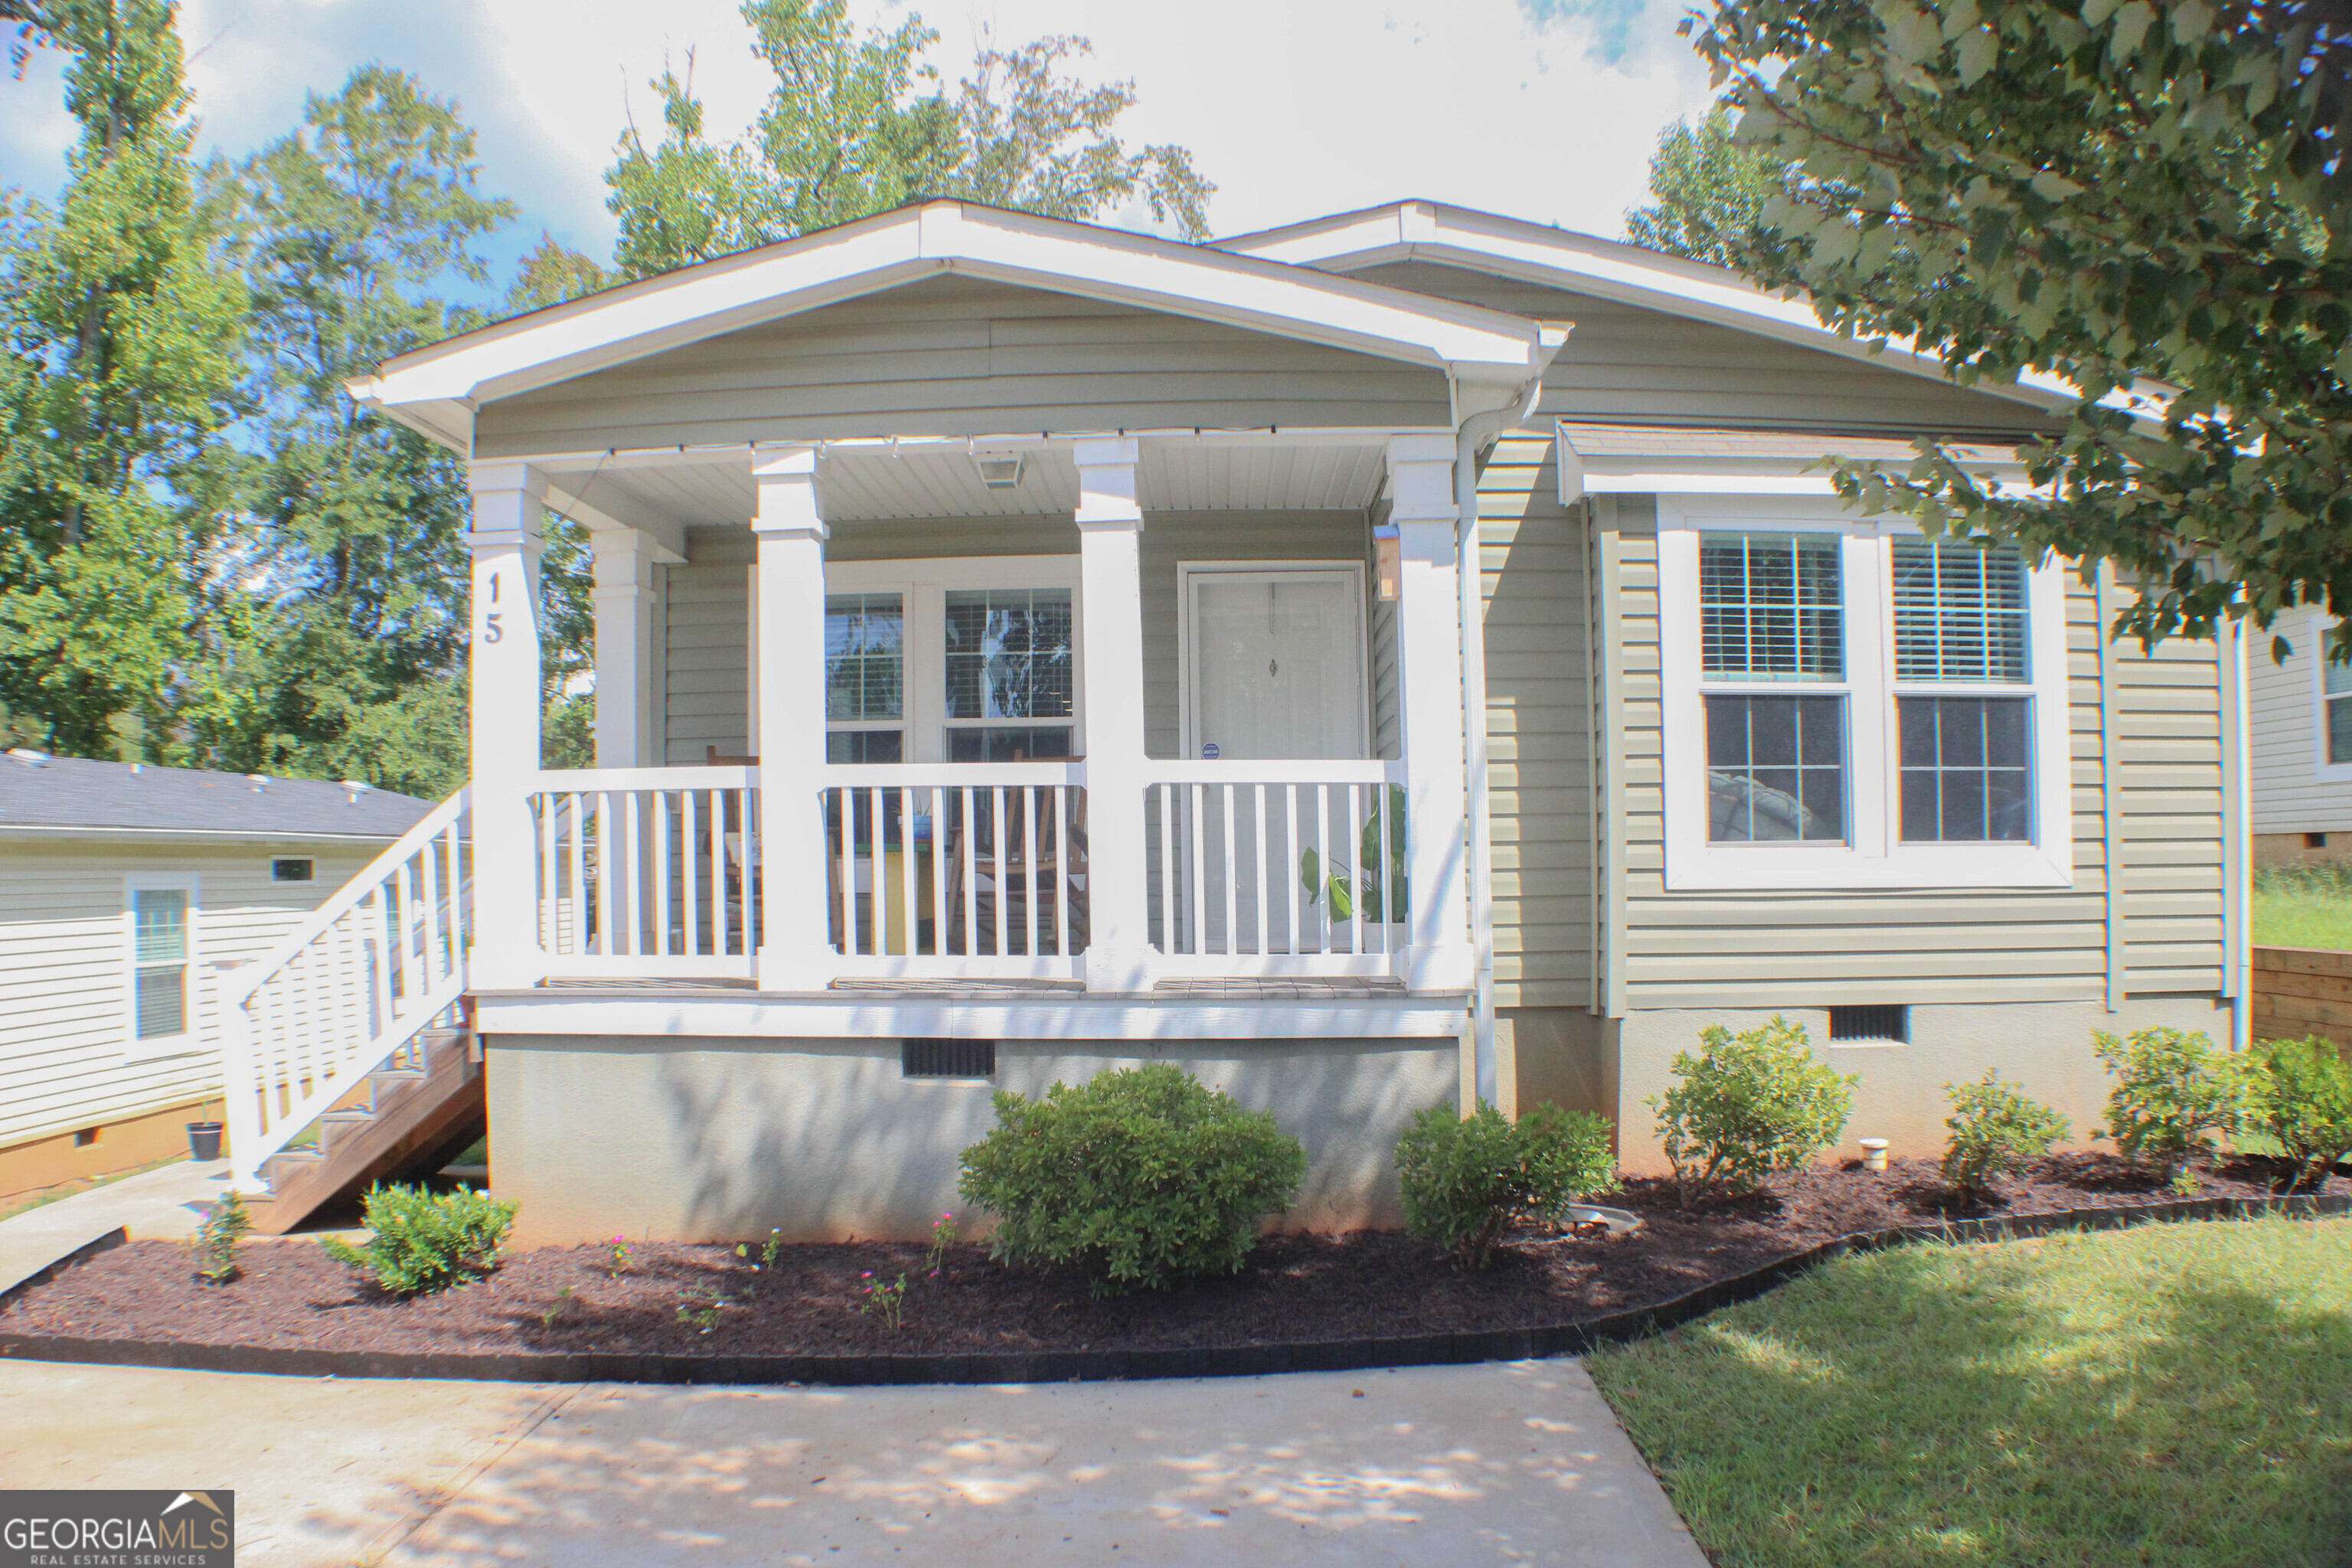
957, 1063, 1306, 1295
2092, 1027, 2241, 1187
1649, 1016, 1857, 1206
1396, 1100, 1617, 1269
322, 1183, 516, 1296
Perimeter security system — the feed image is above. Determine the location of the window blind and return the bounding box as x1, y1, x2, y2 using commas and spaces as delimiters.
1699, 533, 1842, 680
1892, 541, 2028, 683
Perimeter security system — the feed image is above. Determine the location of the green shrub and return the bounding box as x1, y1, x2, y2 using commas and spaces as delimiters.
1649, 1016, 1857, 1205
956, 1063, 1306, 1296
2092, 1027, 2241, 1187
322, 1184, 516, 1296
2239, 1035, 2352, 1191
1396, 1100, 1618, 1269
1940, 1072, 2070, 1199
191, 1189, 252, 1285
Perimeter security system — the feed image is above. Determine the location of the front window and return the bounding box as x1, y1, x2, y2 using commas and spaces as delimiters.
944, 587, 1073, 761
1700, 531, 1847, 843
825, 592, 904, 763
2328, 652, 2352, 766
1658, 498, 2069, 891
132, 888, 189, 1040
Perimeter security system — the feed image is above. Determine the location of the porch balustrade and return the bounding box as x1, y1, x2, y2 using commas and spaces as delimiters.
505, 757, 1408, 985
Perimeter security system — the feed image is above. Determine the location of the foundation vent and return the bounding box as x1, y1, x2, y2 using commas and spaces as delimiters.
1829, 1004, 1909, 1044
902, 1039, 995, 1079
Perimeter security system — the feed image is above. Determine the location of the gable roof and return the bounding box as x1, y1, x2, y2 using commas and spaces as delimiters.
351, 201, 1564, 454
1219, 201, 2081, 420
0, 753, 434, 842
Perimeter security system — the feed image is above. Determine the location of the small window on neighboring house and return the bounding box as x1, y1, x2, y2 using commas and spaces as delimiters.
132, 888, 190, 1040
2325, 655, 2352, 766
272, 858, 313, 882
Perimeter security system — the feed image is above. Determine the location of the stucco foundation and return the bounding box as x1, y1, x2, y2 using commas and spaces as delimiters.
1604, 996, 2239, 1173
486, 1035, 1459, 1246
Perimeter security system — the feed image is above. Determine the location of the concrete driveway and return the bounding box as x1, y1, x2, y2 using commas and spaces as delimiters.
0, 1357, 1705, 1566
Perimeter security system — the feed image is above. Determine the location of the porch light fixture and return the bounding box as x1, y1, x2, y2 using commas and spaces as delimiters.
974, 454, 1024, 490
1373, 524, 1400, 602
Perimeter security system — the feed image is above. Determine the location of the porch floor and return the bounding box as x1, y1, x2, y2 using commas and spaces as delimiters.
529, 975, 1411, 1001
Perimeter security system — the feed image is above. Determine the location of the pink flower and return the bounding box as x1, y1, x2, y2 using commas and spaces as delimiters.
860, 1271, 874, 1279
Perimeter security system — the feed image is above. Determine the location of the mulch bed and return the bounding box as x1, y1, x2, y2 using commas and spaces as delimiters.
5, 1152, 2344, 1361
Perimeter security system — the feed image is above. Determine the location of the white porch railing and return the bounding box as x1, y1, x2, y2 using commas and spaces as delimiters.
222, 788, 470, 1191
526, 766, 760, 979
1145, 760, 1408, 974
820, 762, 1088, 977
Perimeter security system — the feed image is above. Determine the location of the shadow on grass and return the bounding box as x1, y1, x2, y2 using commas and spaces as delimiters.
1589, 1219, 2352, 1568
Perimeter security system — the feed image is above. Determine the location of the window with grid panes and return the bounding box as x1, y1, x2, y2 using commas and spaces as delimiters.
1891, 542, 2033, 842
824, 592, 904, 763
944, 588, 1073, 761
1700, 532, 1847, 841
2327, 654, 2352, 766
132, 888, 189, 1040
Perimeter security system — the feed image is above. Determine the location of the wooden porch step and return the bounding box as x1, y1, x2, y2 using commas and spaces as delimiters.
247, 1027, 487, 1236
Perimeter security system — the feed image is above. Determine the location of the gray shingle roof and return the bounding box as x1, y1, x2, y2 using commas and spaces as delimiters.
0, 752, 437, 840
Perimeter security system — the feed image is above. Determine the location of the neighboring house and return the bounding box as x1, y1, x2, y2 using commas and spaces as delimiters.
0, 753, 433, 1200
2247, 614, 2352, 866
223, 198, 2245, 1246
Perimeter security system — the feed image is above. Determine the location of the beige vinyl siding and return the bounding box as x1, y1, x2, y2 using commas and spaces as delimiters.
475, 277, 1454, 459
1356, 263, 2064, 439
2247, 616, 2352, 834
664, 525, 753, 766
1477, 434, 1596, 1009
1598, 493, 2223, 1008
0, 844, 375, 1148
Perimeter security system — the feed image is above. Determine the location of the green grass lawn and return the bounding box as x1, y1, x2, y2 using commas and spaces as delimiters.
1587, 1217, 2352, 1568
2252, 865, 2352, 950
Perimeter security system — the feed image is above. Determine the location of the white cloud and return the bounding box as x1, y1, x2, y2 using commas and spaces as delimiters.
1, 0, 1710, 263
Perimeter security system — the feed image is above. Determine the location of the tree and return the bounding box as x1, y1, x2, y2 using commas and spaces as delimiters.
0, 0, 247, 759
1687, 0, 2352, 655
202, 66, 518, 796
1624, 103, 1784, 268
570, 0, 1212, 289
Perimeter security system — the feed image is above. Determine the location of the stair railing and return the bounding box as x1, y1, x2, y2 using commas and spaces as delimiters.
220, 788, 470, 1193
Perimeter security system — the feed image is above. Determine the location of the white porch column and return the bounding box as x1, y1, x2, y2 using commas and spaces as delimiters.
1074, 437, 1151, 992
468, 461, 547, 991
590, 529, 661, 767
1387, 435, 1475, 995
751, 447, 835, 991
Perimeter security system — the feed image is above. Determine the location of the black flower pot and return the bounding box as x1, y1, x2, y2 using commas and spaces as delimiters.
186, 1121, 224, 1162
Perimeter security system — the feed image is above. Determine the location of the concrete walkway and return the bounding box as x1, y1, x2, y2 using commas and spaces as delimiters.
0, 1158, 230, 1295
0, 1357, 1707, 1567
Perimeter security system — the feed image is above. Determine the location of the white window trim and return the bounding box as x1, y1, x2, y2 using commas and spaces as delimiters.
1176, 561, 1372, 761
826, 554, 1084, 763
122, 872, 202, 1061
2307, 612, 2352, 784
1659, 494, 2073, 891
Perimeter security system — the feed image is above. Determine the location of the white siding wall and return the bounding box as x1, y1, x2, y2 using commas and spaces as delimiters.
0, 843, 376, 1148
2247, 616, 2352, 834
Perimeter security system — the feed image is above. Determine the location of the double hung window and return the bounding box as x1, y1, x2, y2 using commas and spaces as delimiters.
825, 592, 905, 763
944, 587, 1074, 761
124, 878, 198, 1055
2314, 615, 2352, 778
1661, 496, 2070, 890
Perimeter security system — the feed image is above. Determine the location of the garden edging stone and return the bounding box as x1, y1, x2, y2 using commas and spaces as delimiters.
2, 1191, 2343, 1386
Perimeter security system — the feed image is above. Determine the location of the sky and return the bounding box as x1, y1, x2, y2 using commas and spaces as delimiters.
0, 0, 1716, 299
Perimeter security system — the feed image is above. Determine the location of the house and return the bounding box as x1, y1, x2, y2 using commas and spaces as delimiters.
0, 752, 434, 1200
220, 199, 2246, 1246
2246, 614, 2352, 867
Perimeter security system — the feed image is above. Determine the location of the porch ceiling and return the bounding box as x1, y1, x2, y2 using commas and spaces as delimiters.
541, 437, 1393, 531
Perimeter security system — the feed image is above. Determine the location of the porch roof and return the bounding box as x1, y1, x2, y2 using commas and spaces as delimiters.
348, 201, 1562, 456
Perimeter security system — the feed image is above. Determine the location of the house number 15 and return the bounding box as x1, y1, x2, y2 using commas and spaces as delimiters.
482, 572, 504, 644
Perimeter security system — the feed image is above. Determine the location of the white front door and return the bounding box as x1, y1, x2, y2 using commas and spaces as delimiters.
1178, 566, 1370, 954
1184, 567, 1367, 761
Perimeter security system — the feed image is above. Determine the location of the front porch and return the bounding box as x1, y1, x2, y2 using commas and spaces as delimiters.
466, 433, 1481, 1015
